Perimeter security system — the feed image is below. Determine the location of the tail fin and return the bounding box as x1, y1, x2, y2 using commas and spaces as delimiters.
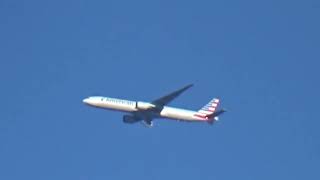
194, 98, 226, 124
194, 98, 220, 118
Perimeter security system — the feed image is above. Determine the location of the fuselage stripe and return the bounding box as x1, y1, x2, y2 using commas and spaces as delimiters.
194, 114, 208, 119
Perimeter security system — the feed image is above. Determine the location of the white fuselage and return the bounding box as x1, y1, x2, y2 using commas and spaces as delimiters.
83, 96, 205, 122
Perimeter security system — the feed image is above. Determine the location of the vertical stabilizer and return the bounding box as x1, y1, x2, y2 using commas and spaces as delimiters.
194, 98, 220, 119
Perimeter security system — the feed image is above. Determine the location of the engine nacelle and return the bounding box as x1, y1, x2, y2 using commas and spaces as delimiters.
136, 101, 156, 110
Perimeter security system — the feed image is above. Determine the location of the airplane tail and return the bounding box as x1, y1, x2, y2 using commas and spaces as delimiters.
197, 98, 220, 116
194, 98, 226, 124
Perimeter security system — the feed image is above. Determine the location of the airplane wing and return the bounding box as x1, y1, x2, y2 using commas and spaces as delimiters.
151, 84, 193, 107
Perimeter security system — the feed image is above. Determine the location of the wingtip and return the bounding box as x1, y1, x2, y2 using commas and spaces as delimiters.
186, 83, 194, 88
180, 84, 194, 90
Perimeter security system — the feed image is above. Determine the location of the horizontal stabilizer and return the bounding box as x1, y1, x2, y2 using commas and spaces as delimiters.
207, 109, 226, 124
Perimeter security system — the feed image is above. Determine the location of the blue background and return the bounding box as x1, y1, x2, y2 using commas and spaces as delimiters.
1, 0, 319, 179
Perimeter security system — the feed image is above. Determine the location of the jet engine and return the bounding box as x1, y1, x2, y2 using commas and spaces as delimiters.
136, 101, 156, 110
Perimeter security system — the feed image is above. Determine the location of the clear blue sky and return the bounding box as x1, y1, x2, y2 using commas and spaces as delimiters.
1, 0, 319, 179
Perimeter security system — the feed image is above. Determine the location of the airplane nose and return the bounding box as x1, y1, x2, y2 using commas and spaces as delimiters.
83, 98, 90, 104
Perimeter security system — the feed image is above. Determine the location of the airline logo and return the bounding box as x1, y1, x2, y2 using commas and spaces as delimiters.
194, 98, 220, 120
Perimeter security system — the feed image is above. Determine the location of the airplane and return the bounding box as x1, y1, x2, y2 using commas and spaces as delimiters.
83, 84, 226, 127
